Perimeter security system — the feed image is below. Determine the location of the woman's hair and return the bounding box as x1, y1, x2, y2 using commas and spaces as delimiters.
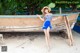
41, 6, 51, 14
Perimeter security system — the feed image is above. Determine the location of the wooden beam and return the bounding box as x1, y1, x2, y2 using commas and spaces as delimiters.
63, 15, 73, 46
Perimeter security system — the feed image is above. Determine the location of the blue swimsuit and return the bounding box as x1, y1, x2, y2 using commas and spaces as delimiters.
42, 14, 53, 29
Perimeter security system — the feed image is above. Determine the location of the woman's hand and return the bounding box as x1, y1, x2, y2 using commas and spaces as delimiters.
37, 14, 41, 18
37, 14, 44, 21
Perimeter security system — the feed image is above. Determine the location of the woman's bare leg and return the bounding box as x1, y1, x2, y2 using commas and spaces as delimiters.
43, 29, 49, 47
46, 27, 50, 48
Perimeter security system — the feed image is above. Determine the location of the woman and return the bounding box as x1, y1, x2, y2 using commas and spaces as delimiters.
37, 6, 53, 48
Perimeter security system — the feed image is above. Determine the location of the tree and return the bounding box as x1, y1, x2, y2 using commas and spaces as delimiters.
0, 0, 80, 15
0, 0, 53, 15
23, 0, 53, 14
0, 0, 17, 14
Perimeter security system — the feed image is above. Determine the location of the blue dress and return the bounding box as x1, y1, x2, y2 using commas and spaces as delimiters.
42, 14, 53, 29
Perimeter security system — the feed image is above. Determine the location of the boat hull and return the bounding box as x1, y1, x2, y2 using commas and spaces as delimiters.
0, 13, 79, 32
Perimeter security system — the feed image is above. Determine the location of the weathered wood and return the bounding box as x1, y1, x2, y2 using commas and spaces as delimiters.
0, 13, 79, 32
63, 15, 74, 46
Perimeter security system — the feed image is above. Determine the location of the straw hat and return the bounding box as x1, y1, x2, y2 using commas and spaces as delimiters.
41, 6, 51, 13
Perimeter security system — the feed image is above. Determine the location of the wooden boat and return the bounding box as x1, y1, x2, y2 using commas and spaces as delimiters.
0, 13, 79, 46
0, 13, 79, 32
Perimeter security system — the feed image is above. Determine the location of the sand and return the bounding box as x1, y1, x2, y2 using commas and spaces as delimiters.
0, 30, 80, 53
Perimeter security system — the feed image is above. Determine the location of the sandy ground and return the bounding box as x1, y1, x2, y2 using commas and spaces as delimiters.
0, 30, 80, 53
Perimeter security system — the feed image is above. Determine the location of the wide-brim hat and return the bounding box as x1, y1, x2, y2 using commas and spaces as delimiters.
41, 6, 51, 13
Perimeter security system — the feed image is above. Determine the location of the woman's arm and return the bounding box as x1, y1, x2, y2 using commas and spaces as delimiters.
37, 15, 44, 21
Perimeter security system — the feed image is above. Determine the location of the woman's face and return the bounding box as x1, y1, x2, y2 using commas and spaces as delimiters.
44, 9, 49, 14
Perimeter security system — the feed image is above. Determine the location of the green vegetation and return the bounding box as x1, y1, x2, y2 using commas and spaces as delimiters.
0, 0, 80, 15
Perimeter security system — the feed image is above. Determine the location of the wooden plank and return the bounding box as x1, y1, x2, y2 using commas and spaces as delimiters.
0, 13, 79, 32
0, 18, 43, 26
63, 16, 73, 46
